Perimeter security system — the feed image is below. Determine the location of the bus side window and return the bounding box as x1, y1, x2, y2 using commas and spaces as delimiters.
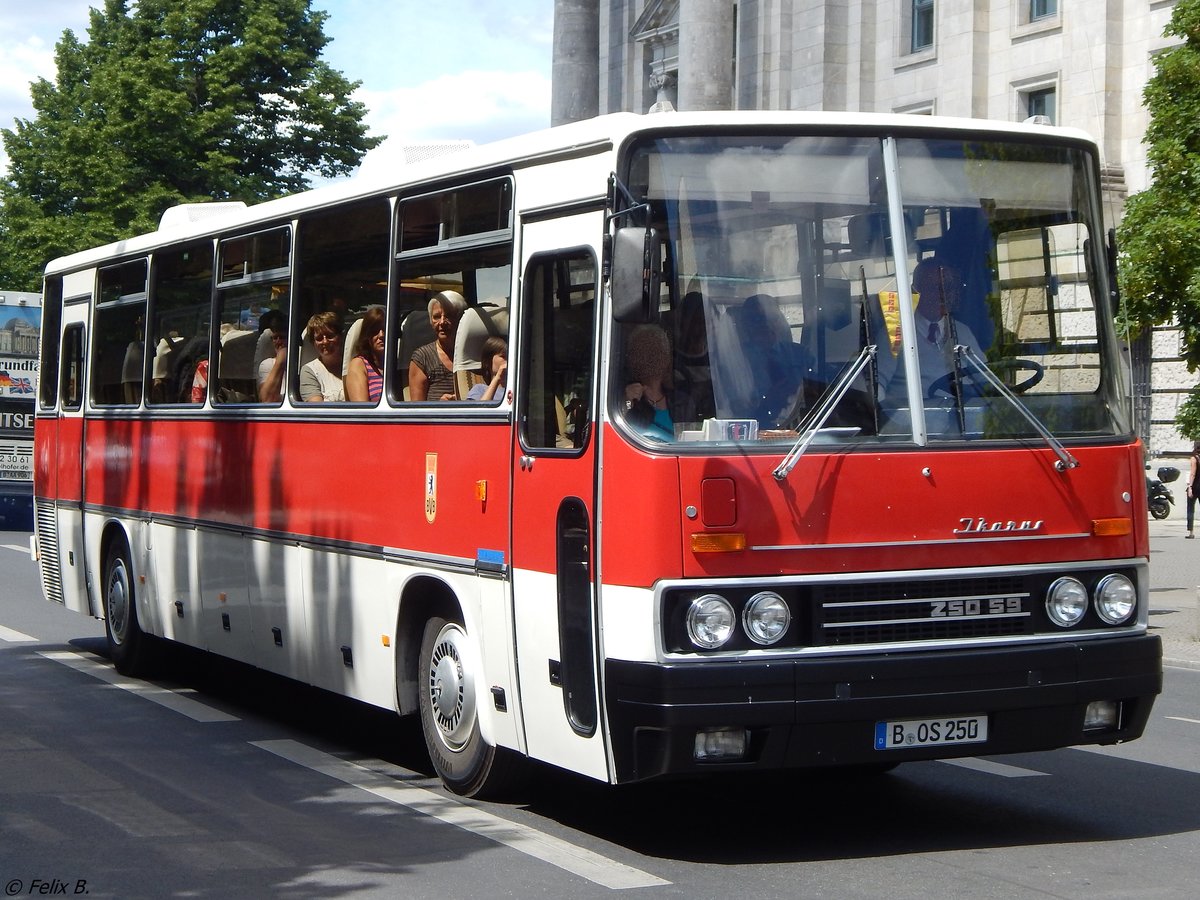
60, 324, 85, 411
521, 251, 596, 450
293, 197, 390, 404
148, 241, 215, 406
92, 260, 148, 406
214, 228, 291, 405
39, 278, 64, 411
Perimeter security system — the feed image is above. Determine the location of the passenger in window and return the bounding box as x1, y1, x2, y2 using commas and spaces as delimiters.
346, 306, 385, 403
674, 291, 714, 421
907, 258, 983, 398
467, 336, 508, 402
624, 324, 674, 442
741, 293, 810, 427
150, 330, 183, 403
408, 290, 466, 401
299, 311, 345, 402
257, 318, 288, 403
190, 356, 209, 403
121, 315, 144, 404
253, 309, 284, 376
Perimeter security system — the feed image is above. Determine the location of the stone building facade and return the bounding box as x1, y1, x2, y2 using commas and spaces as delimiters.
554, 0, 1191, 454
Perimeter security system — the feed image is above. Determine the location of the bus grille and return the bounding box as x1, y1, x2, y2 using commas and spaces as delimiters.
814, 576, 1032, 645
35, 501, 64, 605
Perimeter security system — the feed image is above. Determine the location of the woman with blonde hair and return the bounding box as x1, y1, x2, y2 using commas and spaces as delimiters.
299, 310, 344, 402
408, 290, 465, 401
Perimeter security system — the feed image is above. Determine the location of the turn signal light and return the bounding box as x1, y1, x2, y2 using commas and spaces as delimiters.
1092, 518, 1132, 536
691, 532, 747, 553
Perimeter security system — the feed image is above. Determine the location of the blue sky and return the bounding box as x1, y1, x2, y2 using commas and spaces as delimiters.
0, 0, 555, 179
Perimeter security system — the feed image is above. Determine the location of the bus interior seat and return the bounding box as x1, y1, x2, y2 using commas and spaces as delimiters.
551, 300, 592, 439
398, 308, 436, 400
805, 278, 856, 374
452, 305, 506, 399
342, 318, 360, 375
297, 326, 317, 373
341, 304, 385, 375
218, 329, 258, 400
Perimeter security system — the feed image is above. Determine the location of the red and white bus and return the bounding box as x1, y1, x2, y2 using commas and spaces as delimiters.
34, 111, 1161, 796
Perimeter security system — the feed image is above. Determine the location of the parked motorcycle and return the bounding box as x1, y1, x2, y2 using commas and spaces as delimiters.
1147, 465, 1181, 520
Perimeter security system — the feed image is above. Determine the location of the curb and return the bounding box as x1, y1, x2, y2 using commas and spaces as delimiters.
1163, 656, 1200, 671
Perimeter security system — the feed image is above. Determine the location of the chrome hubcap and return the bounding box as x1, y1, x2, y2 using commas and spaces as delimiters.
426, 624, 476, 752
107, 562, 129, 643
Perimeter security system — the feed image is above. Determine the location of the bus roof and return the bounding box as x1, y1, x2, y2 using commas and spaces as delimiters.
42, 109, 1098, 277
0, 290, 42, 308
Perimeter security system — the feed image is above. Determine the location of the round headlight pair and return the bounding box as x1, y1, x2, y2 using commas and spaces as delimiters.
1045, 574, 1135, 627
685, 591, 791, 649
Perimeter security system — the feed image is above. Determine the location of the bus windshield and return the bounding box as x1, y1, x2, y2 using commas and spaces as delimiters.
616, 132, 1130, 447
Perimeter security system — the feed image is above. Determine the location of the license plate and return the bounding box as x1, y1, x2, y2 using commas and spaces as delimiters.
874, 715, 988, 750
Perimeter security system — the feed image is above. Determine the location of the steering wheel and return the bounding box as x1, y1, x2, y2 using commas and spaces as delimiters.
927, 357, 1044, 399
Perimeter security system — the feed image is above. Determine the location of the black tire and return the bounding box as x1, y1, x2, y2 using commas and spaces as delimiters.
102, 538, 151, 676
418, 616, 525, 798
1149, 498, 1171, 520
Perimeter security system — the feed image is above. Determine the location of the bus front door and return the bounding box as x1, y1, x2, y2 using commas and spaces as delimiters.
510, 238, 607, 782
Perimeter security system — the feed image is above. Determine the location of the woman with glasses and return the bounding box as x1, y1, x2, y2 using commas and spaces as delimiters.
299, 311, 345, 402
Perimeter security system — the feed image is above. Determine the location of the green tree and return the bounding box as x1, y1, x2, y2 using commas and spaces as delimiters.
1118, 0, 1200, 366
0, 0, 381, 289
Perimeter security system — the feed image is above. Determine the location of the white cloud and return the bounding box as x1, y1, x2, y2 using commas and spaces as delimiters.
354, 69, 551, 178
0, 37, 55, 122
0, 1, 93, 174
0, 2, 555, 184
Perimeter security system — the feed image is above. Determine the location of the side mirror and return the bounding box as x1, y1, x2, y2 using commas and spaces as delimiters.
611, 226, 661, 323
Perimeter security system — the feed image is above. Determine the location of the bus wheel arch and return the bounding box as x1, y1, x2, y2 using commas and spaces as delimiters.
394, 575, 462, 716
398, 576, 526, 798
99, 524, 151, 676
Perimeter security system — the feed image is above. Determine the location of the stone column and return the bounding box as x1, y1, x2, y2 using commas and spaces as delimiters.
677, 0, 735, 111
551, 0, 600, 126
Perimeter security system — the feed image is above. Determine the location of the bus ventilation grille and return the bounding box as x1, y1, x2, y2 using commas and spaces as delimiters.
814, 575, 1032, 645
34, 501, 65, 605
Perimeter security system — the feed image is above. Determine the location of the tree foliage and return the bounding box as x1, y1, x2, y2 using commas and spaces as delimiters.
0, 0, 381, 289
1118, 0, 1200, 368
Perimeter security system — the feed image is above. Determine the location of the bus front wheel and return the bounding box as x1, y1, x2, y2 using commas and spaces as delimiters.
418, 616, 524, 798
102, 539, 150, 676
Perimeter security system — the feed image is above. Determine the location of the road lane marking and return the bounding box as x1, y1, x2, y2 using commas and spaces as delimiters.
937, 757, 1049, 777
252, 739, 670, 890
37, 650, 239, 723
0, 624, 38, 642
1165, 716, 1200, 726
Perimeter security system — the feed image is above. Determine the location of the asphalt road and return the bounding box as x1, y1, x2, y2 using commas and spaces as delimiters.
2, 527, 1198, 899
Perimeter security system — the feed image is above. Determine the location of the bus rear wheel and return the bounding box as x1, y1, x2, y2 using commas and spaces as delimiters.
418, 616, 524, 798
102, 539, 150, 676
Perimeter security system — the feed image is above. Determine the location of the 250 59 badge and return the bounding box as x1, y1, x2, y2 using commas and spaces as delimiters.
930, 597, 1023, 617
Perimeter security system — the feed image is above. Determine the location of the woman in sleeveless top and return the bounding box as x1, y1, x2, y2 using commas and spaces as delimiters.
408, 291, 464, 401
346, 306, 385, 403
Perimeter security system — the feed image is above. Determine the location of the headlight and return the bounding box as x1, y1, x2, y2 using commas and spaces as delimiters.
686, 594, 735, 649
1046, 577, 1088, 627
1094, 574, 1136, 625
743, 591, 791, 645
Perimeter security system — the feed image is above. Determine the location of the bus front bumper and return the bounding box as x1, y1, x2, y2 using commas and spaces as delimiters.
603, 634, 1161, 784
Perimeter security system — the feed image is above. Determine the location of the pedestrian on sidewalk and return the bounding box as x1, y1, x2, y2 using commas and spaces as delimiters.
1187, 441, 1200, 538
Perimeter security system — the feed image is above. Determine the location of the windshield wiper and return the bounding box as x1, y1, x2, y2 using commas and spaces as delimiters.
773, 344, 877, 481
955, 345, 1079, 471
